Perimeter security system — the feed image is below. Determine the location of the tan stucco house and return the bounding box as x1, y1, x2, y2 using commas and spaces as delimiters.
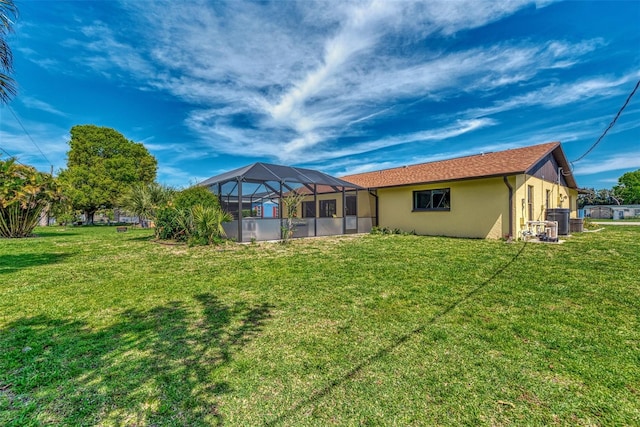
341, 141, 579, 239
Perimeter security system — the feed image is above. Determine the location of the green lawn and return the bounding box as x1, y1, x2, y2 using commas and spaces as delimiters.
589, 218, 640, 222
1, 226, 639, 426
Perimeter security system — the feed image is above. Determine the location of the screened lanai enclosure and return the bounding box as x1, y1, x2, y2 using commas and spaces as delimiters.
198, 163, 377, 242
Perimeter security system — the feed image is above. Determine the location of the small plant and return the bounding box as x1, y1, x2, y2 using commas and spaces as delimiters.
281, 189, 306, 244
583, 217, 599, 230
242, 209, 258, 217
370, 226, 415, 236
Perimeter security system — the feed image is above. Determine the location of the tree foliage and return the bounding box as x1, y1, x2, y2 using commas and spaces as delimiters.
0, 0, 17, 103
613, 169, 640, 204
0, 157, 60, 237
173, 186, 220, 210
58, 125, 157, 224
577, 188, 622, 208
119, 182, 175, 227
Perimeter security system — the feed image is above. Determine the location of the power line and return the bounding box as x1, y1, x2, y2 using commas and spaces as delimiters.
0, 145, 28, 167
0, 145, 16, 158
571, 79, 640, 165
6, 105, 53, 168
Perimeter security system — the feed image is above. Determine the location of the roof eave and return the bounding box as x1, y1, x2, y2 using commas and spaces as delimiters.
347, 171, 524, 190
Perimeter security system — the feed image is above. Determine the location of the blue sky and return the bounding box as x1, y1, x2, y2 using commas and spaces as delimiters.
1, 0, 639, 189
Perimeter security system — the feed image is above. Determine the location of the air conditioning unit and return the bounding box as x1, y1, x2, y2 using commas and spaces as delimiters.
544, 220, 558, 242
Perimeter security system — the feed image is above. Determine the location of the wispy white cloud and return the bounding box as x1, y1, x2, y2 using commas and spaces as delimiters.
20, 97, 68, 117
574, 152, 640, 176
62, 21, 155, 79
48, 0, 589, 165
26, 0, 631, 184
464, 72, 639, 119
155, 164, 204, 188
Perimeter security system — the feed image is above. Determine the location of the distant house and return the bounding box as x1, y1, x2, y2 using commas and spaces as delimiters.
583, 205, 640, 220
341, 141, 579, 239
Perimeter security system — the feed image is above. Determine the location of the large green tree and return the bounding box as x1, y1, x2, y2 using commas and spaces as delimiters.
0, 0, 17, 103
577, 187, 621, 208
58, 125, 157, 224
613, 169, 640, 204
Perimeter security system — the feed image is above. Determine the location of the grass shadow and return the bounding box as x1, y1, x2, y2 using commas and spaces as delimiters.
29, 231, 80, 238
0, 253, 75, 275
265, 242, 528, 426
124, 234, 156, 242
0, 293, 273, 425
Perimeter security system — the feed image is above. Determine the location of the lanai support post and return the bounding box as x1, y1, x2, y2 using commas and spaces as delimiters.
355, 189, 359, 233
279, 182, 283, 239
313, 184, 318, 237
237, 178, 243, 243
342, 187, 346, 234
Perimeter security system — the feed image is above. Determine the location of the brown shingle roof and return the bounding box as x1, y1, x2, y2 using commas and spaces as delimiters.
342, 142, 575, 188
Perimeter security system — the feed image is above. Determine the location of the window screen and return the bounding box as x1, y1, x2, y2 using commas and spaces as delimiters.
413, 188, 450, 211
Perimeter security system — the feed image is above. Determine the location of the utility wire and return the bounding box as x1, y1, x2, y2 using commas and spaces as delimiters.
571, 79, 640, 166
6, 105, 53, 169
0, 145, 28, 167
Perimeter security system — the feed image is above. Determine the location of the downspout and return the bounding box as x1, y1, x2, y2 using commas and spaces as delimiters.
503, 176, 514, 241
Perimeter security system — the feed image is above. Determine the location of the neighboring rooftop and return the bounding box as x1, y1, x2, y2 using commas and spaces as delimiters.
342, 142, 577, 189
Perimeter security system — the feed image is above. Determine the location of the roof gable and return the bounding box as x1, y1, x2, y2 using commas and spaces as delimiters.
342, 142, 578, 189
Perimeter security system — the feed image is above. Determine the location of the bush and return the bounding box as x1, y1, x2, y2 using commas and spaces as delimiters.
155, 206, 182, 240
154, 187, 232, 245
0, 158, 61, 237
173, 186, 220, 210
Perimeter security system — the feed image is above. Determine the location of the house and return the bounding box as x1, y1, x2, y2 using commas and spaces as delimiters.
200, 141, 579, 241
341, 141, 579, 239
583, 204, 640, 220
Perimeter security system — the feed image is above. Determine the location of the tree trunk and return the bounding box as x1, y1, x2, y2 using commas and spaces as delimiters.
85, 210, 96, 225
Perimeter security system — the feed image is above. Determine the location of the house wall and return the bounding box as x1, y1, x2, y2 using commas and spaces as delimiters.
529, 153, 569, 187
377, 177, 509, 239
513, 174, 578, 236
375, 174, 578, 240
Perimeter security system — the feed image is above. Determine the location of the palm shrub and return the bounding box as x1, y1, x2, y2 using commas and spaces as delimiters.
0, 158, 60, 237
119, 182, 175, 228
191, 204, 233, 245
171, 205, 232, 245
154, 186, 232, 244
